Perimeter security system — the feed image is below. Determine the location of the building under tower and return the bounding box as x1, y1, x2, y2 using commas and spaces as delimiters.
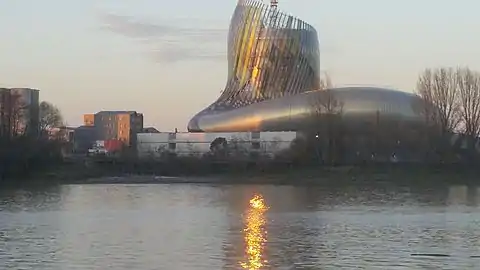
187, 0, 426, 133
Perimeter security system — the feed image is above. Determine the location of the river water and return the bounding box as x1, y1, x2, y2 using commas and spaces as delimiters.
1, 181, 480, 269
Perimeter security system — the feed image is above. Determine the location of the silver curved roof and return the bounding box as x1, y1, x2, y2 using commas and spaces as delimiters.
188, 87, 425, 132
323, 87, 421, 118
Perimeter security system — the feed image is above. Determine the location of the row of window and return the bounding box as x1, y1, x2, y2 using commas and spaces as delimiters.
167, 141, 262, 150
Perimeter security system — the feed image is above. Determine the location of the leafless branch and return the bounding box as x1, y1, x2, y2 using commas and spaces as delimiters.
310, 89, 343, 118
319, 72, 333, 90
415, 67, 461, 134
39, 101, 64, 131
457, 67, 480, 138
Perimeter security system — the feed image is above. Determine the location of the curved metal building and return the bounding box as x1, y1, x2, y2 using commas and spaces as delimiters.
188, 0, 424, 132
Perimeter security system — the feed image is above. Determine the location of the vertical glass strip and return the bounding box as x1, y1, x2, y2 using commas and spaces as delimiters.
235, 4, 255, 85
253, 5, 271, 101
239, 3, 261, 95
251, 4, 268, 101
286, 17, 300, 95
212, 0, 321, 110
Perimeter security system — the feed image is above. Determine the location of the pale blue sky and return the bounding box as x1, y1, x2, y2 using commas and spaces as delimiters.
1, 0, 479, 131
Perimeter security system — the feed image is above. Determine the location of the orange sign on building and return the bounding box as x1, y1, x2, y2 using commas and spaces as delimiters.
83, 114, 94, 126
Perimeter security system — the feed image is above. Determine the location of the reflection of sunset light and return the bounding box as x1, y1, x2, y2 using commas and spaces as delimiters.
240, 194, 269, 270
250, 195, 268, 210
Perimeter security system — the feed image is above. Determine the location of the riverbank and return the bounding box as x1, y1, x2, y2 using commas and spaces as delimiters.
74, 170, 477, 186
3, 156, 480, 188
29, 160, 480, 186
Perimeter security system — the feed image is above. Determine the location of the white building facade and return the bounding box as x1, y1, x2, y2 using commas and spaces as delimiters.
137, 131, 299, 159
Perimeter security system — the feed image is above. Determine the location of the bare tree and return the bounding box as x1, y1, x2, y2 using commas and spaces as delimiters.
457, 67, 480, 138
1, 92, 28, 137
319, 72, 333, 90
314, 72, 339, 117
309, 87, 344, 164
39, 101, 63, 131
415, 67, 461, 135
0, 92, 9, 137
311, 89, 343, 117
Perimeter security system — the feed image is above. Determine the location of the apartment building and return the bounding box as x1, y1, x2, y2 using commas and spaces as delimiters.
0, 88, 40, 137
83, 111, 144, 146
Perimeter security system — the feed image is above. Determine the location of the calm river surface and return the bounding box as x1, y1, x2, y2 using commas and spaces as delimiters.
1, 181, 480, 269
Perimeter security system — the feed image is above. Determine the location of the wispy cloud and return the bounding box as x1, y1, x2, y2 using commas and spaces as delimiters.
99, 13, 227, 63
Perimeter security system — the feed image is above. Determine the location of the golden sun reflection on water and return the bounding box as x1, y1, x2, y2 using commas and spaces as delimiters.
240, 194, 269, 270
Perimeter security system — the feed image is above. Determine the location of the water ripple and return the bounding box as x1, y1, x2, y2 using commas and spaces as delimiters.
0, 182, 480, 269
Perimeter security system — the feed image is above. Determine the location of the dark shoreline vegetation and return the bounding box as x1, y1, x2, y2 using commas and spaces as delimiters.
3, 66, 480, 187
0, 136, 64, 186
5, 154, 479, 188
2, 131, 480, 188
1, 134, 480, 188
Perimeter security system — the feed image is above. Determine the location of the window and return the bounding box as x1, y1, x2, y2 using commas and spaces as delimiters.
168, 143, 176, 150
251, 132, 260, 139
252, 142, 260, 149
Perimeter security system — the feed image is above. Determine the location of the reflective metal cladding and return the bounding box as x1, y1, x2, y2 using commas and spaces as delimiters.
220, 0, 320, 106
187, 0, 424, 132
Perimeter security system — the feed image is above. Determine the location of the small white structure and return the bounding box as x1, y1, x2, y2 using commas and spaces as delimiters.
137, 131, 298, 159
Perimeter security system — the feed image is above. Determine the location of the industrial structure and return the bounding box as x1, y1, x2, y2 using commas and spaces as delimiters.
0, 88, 40, 137
187, 0, 425, 133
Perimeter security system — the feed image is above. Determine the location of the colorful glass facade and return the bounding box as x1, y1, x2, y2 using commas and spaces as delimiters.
208, 0, 319, 109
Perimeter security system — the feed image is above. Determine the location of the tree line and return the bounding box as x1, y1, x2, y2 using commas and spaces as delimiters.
416, 67, 480, 138
0, 95, 65, 182
308, 67, 480, 165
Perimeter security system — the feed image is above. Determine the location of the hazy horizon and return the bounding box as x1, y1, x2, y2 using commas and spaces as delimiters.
1, 0, 480, 131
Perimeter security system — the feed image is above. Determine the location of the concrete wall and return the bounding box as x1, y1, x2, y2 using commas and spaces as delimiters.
137, 131, 298, 158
